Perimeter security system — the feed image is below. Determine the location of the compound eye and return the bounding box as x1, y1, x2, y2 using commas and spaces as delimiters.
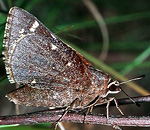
109, 84, 117, 91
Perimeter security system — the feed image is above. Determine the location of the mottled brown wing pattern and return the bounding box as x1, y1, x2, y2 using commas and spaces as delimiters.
3, 7, 92, 86
6, 84, 74, 107
9, 34, 92, 90
3, 7, 97, 108
6, 67, 111, 108
6, 68, 111, 108
3, 7, 53, 83
4, 7, 112, 108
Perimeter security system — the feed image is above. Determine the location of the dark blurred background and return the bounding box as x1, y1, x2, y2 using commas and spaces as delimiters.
0, 0, 150, 130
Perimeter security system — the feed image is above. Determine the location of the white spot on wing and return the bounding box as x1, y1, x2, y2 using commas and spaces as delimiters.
49, 107, 55, 109
30, 20, 39, 32
67, 62, 72, 66
51, 44, 57, 50
19, 28, 24, 33
31, 79, 36, 84
53, 95, 57, 99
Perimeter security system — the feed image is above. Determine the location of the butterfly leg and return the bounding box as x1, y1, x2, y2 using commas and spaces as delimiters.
106, 98, 123, 130
106, 97, 124, 119
83, 107, 90, 123
83, 96, 100, 123
55, 98, 80, 129
90, 97, 123, 129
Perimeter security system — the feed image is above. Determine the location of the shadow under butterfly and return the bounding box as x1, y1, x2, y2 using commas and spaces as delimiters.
3, 6, 144, 127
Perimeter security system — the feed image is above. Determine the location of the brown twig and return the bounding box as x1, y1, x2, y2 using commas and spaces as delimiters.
0, 109, 150, 127
0, 95, 150, 127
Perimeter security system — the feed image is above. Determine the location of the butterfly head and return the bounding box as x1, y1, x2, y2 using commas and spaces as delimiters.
107, 79, 121, 94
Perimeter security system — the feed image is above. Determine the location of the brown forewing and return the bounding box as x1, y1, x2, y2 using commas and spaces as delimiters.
4, 7, 111, 108
3, 7, 93, 89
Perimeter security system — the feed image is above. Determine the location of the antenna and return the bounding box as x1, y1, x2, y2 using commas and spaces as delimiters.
120, 75, 145, 85
119, 75, 145, 107
119, 87, 141, 107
